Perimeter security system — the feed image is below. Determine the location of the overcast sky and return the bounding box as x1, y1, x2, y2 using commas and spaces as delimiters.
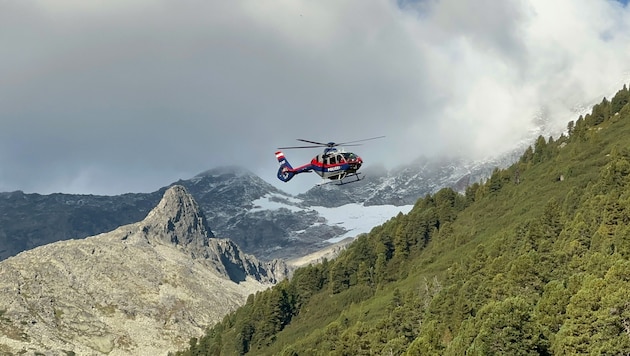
2, 0, 630, 196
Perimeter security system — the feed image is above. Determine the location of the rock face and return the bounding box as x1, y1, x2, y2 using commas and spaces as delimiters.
0, 186, 285, 355
173, 167, 334, 260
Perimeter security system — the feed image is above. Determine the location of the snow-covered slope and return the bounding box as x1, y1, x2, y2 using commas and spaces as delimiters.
251, 193, 413, 243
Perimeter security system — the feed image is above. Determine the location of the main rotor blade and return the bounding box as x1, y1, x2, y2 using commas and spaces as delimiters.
337, 135, 385, 146
296, 138, 328, 146
280, 136, 383, 150
277, 145, 324, 149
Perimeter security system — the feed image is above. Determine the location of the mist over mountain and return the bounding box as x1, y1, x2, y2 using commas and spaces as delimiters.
297, 151, 522, 207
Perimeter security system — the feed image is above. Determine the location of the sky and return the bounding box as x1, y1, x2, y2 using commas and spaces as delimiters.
2, 0, 630, 196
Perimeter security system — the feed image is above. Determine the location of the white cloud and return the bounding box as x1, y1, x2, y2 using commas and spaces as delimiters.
1, 0, 629, 195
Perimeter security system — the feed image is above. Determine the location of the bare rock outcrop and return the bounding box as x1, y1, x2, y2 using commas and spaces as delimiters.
0, 185, 285, 355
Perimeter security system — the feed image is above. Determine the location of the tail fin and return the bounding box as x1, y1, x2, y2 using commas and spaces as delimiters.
275, 151, 295, 182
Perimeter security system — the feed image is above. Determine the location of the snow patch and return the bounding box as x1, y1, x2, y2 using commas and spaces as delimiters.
250, 194, 414, 244
250, 193, 304, 213
311, 204, 414, 243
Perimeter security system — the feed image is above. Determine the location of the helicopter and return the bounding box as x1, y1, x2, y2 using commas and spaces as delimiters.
275, 136, 385, 185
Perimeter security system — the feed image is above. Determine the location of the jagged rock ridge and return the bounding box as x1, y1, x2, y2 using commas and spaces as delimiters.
173, 167, 336, 260
0, 186, 285, 355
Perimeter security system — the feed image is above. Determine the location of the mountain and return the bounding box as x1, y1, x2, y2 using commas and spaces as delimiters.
0, 167, 342, 262
0, 164, 452, 263
0, 190, 161, 263
176, 86, 630, 355
1, 82, 624, 265
294, 79, 627, 209
296, 151, 522, 207
172, 167, 350, 260
0, 185, 285, 355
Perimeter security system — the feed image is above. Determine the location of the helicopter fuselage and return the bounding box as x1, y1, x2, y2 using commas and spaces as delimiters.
275, 136, 382, 184
275, 149, 363, 183
310, 151, 362, 180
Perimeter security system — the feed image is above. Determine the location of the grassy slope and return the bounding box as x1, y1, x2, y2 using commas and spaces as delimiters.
258, 91, 630, 355
176, 85, 630, 355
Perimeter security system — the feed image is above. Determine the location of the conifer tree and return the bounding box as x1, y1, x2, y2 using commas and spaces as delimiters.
611, 84, 629, 114
567, 120, 575, 136
468, 297, 545, 355
534, 279, 571, 344
533, 135, 549, 163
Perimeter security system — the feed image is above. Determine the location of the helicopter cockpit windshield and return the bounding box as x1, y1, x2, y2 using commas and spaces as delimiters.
343, 152, 357, 161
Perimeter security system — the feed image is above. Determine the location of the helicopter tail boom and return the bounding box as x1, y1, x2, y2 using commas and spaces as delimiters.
275, 151, 295, 182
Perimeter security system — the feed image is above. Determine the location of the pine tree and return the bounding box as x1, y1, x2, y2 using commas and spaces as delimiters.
329, 261, 350, 294
611, 84, 629, 114
533, 135, 549, 163
468, 297, 546, 355
534, 280, 571, 344
567, 121, 575, 136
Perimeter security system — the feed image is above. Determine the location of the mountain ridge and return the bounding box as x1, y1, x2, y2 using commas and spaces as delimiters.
0, 185, 283, 355
0, 161, 484, 263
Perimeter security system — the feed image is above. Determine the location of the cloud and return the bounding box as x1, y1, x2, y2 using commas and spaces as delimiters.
1, 0, 630, 195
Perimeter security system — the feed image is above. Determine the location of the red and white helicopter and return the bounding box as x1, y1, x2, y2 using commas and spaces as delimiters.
275, 136, 384, 185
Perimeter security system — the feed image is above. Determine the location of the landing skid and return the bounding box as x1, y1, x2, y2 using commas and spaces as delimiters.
316, 173, 364, 186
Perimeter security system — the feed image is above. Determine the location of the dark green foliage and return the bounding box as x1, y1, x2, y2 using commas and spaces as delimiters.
175, 84, 630, 356
567, 120, 575, 136
533, 135, 550, 163
611, 84, 630, 114
291, 263, 326, 302
589, 98, 611, 126
329, 260, 350, 294
553, 262, 630, 354
466, 297, 546, 355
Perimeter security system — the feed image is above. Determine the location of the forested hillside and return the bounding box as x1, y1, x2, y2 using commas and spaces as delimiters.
174, 84, 630, 355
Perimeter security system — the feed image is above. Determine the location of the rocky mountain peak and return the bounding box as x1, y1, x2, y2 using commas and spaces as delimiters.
141, 185, 214, 248
0, 185, 286, 355
122, 185, 286, 284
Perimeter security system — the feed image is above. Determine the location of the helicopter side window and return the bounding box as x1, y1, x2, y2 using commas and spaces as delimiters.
330, 156, 337, 164
337, 154, 345, 163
